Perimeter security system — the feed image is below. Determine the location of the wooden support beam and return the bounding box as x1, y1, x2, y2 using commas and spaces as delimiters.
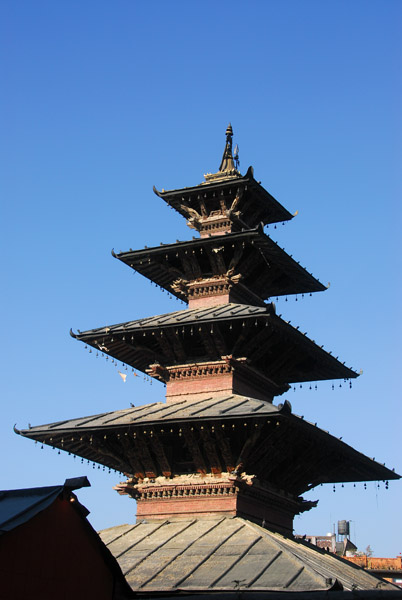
235, 426, 263, 473
236, 247, 261, 278
121, 337, 164, 367
178, 250, 198, 279
241, 323, 274, 355
247, 423, 290, 476
204, 246, 224, 275
155, 331, 176, 363
199, 198, 208, 217
227, 243, 244, 273
149, 433, 172, 477
231, 321, 254, 355
280, 437, 319, 490
132, 434, 157, 478
164, 328, 187, 362
214, 429, 235, 472
187, 251, 203, 278
248, 339, 284, 368
119, 435, 145, 479
198, 327, 221, 360
199, 427, 222, 475
211, 323, 229, 356
88, 434, 132, 473
182, 427, 207, 474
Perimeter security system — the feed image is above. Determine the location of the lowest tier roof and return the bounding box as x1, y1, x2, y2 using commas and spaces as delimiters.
71, 303, 357, 385
16, 395, 399, 495
99, 516, 397, 594
113, 228, 326, 303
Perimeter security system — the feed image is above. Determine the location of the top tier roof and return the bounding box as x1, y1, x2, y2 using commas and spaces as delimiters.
153, 125, 293, 234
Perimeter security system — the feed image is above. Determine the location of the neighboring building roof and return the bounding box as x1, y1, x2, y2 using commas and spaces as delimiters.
16, 396, 399, 491
112, 228, 326, 303
70, 303, 358, 384
0, 476, 90, 533
0, 477, 134, 599
98, 516, 397, 594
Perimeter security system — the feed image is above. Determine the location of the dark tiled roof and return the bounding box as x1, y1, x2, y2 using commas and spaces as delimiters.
71, 303, 358, 384
16, 396, 399, 488
113, 228, 326, 302
20, 394, 280, 433
154, 166, 294, 227
0, 477, 89, 533
99, 516, 395, 593
75, 303, 271, 333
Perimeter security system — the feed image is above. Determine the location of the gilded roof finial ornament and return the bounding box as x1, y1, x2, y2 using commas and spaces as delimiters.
219, 123, 235, 172
203, 123, 241, 182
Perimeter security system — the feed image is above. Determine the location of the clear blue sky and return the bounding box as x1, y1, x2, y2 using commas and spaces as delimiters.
1, 1, 401, 556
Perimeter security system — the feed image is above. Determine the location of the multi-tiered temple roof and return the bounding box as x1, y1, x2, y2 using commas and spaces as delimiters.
17, 125, 400, 597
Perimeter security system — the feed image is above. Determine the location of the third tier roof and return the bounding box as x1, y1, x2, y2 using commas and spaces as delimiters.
71, 303, 357, 386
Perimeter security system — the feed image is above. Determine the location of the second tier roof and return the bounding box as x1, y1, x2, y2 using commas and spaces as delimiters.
113, 228, 326, 304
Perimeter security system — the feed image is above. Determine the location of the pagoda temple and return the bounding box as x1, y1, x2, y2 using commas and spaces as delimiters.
17, 125, 401, 597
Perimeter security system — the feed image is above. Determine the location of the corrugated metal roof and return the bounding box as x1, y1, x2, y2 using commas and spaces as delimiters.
113, 228, 326, 302
99, 517, 394, 593
153, 167, 294, 226
0, 477, 90, 533
17, 396, 399, 489
22, 395, 281, 433
74, 303, 270, 335
71, 303, 358, 384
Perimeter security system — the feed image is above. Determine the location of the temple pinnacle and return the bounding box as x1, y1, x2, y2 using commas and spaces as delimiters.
219, 123, 235, 173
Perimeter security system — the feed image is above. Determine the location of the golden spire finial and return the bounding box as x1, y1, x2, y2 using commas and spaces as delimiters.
203, 124, 240, 183
219, 123, 235, 173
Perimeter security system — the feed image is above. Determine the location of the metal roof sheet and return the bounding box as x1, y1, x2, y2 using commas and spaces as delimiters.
99, 516, 395, 593
17, 396, 399, 487
74, 303, 270, 336
113, 228, 326, 302
0, 477, 90, 533
21, 395, 280, 433
71, 303, 358, 384
153, 167, 294, 226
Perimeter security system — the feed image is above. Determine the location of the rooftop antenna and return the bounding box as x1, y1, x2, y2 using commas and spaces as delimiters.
234, 143, 240, 170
